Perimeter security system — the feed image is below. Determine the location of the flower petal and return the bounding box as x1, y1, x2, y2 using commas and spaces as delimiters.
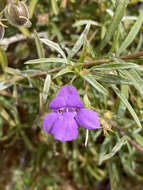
57, 85, 80, 97
49, 96, 66, 110
75, 108, 100, 129
51, 112, 78, 142
65, 94, 84, 108
43, 112, 58, 134
57, 85, 84, 108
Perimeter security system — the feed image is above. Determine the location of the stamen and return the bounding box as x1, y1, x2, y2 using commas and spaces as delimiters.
75, 108, 79, 112
57, 107, 79, 114
57, 109, 63, 114
85, 129, 89, 147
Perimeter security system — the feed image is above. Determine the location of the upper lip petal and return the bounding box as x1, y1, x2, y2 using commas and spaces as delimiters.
49, 85, 84, 110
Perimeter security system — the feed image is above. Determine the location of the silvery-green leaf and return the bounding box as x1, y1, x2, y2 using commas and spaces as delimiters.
117, 12, 143, 55
40, 38, 67, 63
92, 62, 142, 71
53, 67, 73, 79
0, 81, 13, 91
112, 85, 142, 128
121, 69, 143, 96
70, 24, 91, 58
82, 74, 108, 96
100, 0, 129, 50
99, 136, 128, 164
73, 20, 100, 27
34, 30, 45, 58
25, 58, 67, 65
42, 74, 51, 104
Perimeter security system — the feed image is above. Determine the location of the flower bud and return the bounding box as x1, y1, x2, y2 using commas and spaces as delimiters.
0, 25, 4, 40
5, 1, 29, 27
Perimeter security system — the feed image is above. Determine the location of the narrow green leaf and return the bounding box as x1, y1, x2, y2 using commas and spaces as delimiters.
87, 165, 103, 181
0, 130, 16, 141
51, 0, 59, 15
40, 38, 67, 64
94, 73, 131, 85
42, 74, 51, 104
100, 0, 129, 50
120, 152, 143, 180
25, 58, 67, 65
92, 62, 141, 71
82, 74, 108, 96
112, 85, 142, 128
106, 9, 137, 21
18, 27, 31, 37
117, 12, 143, 55
22, 69, 42, 74
122, 69, 143, 96
133, 133, 143, 147
0, 117, 3, 137
79, 40, 87, 62
108, 161, 120, 190
0, 81, 13, 91
99, 136, 128, 164
53, 67, 73, 79
0, 106, 16, 127
70, 24, 91, 58
20, 130, 36, 152
85, 39, 96, 58
110, 0, 116, 6
117, 85, 129, 117
34, 30, 45, 58
135, 33, 143, 53
122, 16, 137, 21
51, 23, 64, 42
4, 67, 21, 75
73, 20, 101, 27
28, 0, 38, 19
0, 46, 8, 72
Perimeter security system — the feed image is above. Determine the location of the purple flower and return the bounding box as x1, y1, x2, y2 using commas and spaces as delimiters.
43, 85, 100, 142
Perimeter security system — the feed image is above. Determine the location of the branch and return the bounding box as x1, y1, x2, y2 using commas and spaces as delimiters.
10, 67, 64, 83
82, 51, 143, 66
0, 32, 48, 50
0, 49, 143, 97
118, 127, 143, 154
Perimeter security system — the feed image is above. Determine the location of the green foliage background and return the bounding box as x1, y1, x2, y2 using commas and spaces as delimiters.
0, 0, 143, 189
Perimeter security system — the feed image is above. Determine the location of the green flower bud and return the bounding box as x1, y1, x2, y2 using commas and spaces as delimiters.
0, 25, 4, 40
5, 1, 29, 27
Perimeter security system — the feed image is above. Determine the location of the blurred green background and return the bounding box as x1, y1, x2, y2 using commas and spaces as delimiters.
0, 0, 143, 189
